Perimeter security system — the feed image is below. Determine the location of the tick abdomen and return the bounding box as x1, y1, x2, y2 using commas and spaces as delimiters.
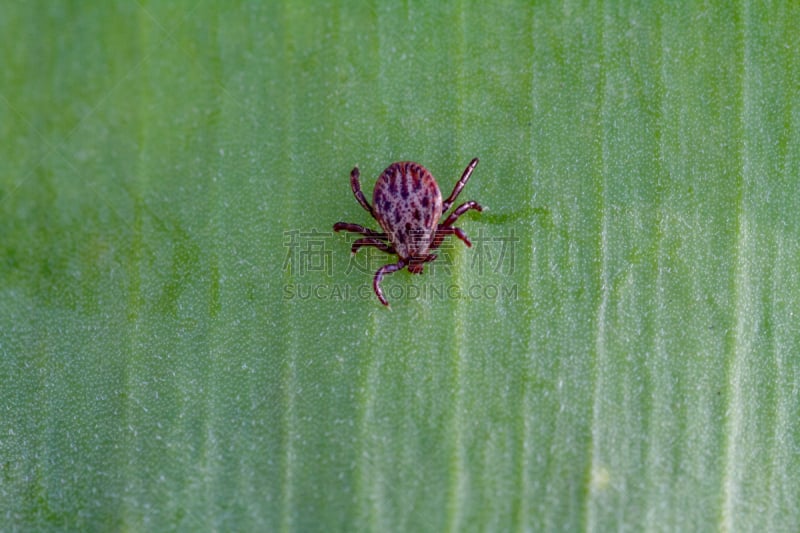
372, 162, 443, 259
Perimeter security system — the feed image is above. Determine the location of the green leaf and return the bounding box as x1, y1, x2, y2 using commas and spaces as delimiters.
2, 1, 799, 531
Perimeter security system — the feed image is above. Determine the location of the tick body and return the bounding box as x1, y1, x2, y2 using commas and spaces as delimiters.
333, 158, 483, 306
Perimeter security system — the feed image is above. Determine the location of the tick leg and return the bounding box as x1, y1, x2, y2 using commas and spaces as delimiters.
350, 167, 376, 218
373, 260, 406, 307
333, 222, 386, 239
430, 226, 471, 250
442, 158, 479, 213
352, 237, 395, 255
441, 200, 483, 227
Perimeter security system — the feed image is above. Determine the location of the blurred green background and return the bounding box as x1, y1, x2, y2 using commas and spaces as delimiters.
1, 1, 799, 531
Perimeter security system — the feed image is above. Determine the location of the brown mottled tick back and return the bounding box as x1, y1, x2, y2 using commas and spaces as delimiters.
372, 162, 442, 260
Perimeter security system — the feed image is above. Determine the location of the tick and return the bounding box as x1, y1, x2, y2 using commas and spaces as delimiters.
333, 158, 483, 306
